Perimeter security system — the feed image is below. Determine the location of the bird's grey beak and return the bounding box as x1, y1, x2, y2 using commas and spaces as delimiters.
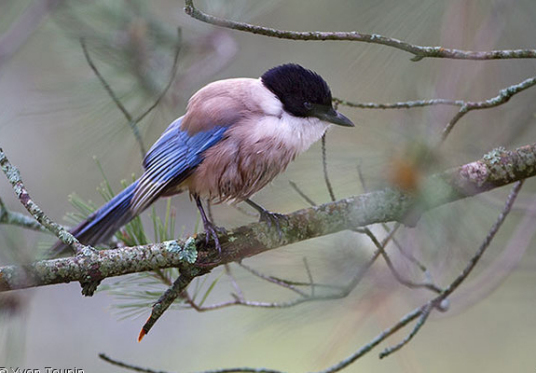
314, 107, 355, 127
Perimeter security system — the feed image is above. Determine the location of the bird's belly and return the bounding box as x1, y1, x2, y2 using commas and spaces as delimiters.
185, 139, 298, 202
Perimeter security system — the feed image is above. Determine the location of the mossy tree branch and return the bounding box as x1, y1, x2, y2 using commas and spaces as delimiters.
1, 143, 535, 293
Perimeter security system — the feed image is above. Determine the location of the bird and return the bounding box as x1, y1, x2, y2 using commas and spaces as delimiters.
51, 63, 354, 256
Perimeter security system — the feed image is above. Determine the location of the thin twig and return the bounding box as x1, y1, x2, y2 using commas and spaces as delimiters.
0, 199, 50, 232
438, 180, 524, 299
184, 0, 536, 61
289, 181, 317, 206
99, 353, 163, 373
334, 98, 466, 109
139, 270, 204, 341
341, 224, 400, 296
314, 307, 423, 373
238, 262, 309, 297
388, 233, 429, 273
80, 39, 145, 157
100, 352, 284, 373
185, 293, 316, 311
378, 180, 524, 360
185, 234, 393, 313
81, 29, 182, 158
225, 264, 244, 301
379, 303, 432, 359
302, 257, 315, 297
0, 148, 86, 254
334, 75, 536, 144
322, 134, 336, 202
356, 160, 368, 193
440, 76, 536, 141
183, 276, 354, 312
356, 162, 433, 283
361, 228, 442, 293
134, 28, 182, 123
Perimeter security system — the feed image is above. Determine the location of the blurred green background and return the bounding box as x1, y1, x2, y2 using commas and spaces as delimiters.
1, 0, 536, 372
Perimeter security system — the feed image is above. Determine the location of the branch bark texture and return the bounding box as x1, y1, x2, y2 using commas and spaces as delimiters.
1, 143, 535, 292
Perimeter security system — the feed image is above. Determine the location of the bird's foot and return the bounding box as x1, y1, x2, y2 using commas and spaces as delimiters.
202, 220, 226, 254
195, 196, 226, 254
245, 199, 288, 239
259, 210, 289, 239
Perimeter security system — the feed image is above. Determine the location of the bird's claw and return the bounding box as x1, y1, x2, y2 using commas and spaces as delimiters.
203, 221, 225, 253
259, 210, 289, 240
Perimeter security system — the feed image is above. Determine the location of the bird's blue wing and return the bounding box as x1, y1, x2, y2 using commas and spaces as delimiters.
131, 117, 228, 213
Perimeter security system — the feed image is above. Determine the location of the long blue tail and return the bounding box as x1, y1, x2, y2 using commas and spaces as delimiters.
51, 180, 139, 256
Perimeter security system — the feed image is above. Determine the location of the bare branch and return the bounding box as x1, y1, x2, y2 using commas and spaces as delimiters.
441, 76, 536, 141
238, 262, 309, 297
224, 264, 244, 301
99, 353, 163, 373
379, 303, 432, 359
438, 179, 524, 299
0, 148, 86, 254
378, 179, 523, 360
303, 257, 315, 297
0, 145, 531, 340
1, 143, 534, 292
314, 306, 423, 373
80, 28, 182, 159
289, 181, 317, 206
361, 228, 442, 293
334, 98, 465, 109
334, 75, 536, 143
80, 39, 145, 156
0, 198, 50, 233
139, 270, 202, 341
184, 0, 536, 61
134, 28, 182, 123
100, 352, 284, 373
322, 134, 336, 202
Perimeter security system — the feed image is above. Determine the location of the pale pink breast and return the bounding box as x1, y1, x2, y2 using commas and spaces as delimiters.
184, 118, 298, 202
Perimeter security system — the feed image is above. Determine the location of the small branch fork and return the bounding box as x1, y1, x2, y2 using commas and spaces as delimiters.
0, 149, 88, 255
0, 196, 49, 232
334, 74, 536, 142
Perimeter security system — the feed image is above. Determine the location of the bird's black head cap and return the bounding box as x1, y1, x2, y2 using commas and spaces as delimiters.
261, 64, 333, 117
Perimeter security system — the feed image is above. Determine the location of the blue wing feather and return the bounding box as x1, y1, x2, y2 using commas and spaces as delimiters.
131, 117, 228, 212
50, 117, 229, 255
143, 117, 183, 170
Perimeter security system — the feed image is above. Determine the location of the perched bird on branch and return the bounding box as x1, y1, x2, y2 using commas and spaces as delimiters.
52, 63, 354, 255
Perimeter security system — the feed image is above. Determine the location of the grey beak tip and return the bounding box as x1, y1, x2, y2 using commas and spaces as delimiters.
313, 106, 355, 127
334, 112, 355, 127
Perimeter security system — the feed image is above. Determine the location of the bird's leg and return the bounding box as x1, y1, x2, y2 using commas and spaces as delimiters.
195, 196, 224, 253
245, 199, 288, 239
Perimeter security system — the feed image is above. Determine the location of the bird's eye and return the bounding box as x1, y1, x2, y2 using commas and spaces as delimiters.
303, 102, 313, 110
